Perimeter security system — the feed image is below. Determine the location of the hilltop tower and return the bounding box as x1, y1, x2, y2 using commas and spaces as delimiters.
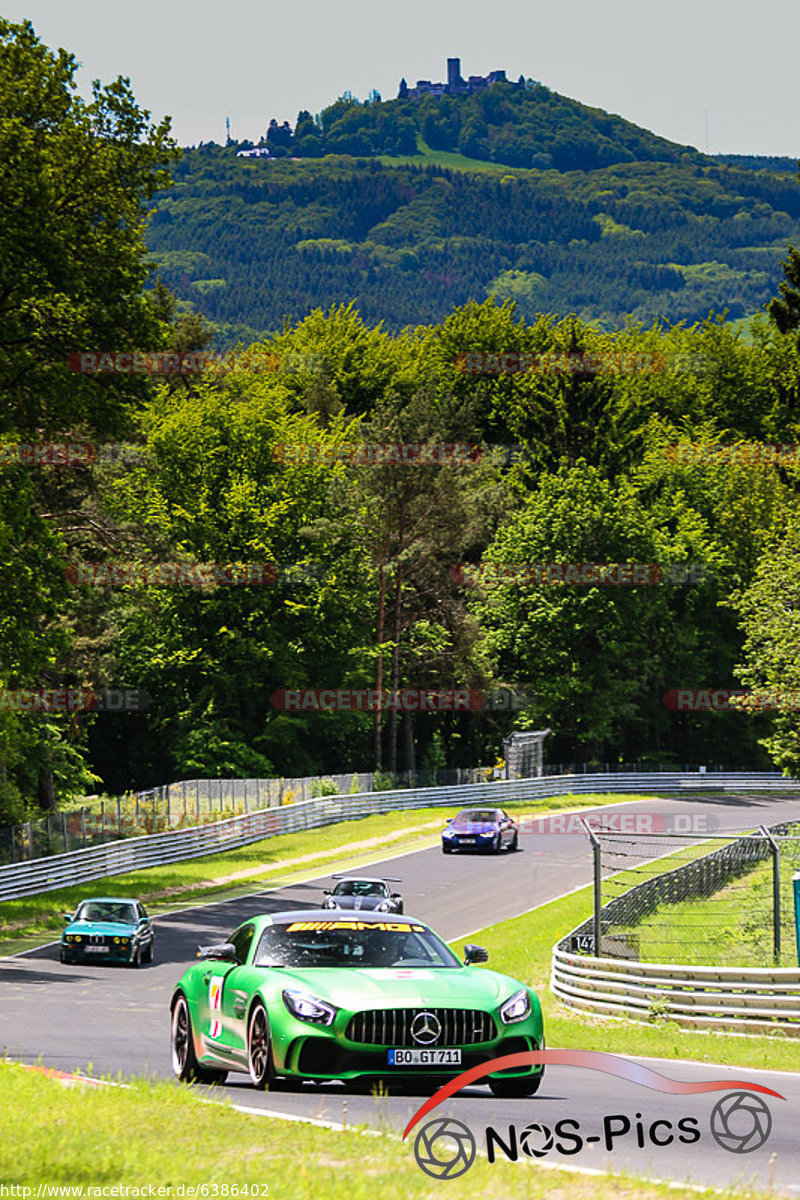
447, 57, 463, 92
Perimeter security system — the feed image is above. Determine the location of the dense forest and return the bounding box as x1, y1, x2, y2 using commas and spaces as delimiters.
4, 17, 800, 824
148, 148, 800, 336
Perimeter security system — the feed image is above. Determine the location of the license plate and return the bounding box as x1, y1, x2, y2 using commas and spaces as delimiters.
84, 945, 109, 954
459, 838, 476, 844
387, 1048, 462, 1066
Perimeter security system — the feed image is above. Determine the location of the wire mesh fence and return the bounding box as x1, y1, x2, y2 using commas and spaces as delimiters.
0, 765, 500, 865
582, 820, 800, 967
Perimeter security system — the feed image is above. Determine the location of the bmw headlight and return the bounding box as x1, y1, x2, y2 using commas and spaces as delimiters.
282, 989, 337, 1026
443, 828, 456, 838
500, 988, 532, 1024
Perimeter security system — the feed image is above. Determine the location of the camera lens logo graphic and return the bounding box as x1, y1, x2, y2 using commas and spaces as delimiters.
710, 1092, 772, 1154
519, 1122, 554, 1158
413, 1117, 476, 1179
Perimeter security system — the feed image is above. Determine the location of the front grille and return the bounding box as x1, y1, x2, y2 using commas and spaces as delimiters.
346, 1008, 496, 1046
89, 935, 107, 945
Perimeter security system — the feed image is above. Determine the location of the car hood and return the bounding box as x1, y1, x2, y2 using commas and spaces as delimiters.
65, 921, 135, 936
263, 966, 524, 1010
450, 819, 498, 833
327, 896, 383, 910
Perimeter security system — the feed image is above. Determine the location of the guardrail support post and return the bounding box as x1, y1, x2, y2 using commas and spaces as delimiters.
80, 808, 86, 848
761, 825, 781, 964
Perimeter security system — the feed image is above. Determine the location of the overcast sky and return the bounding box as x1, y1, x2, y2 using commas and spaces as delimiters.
8, 0, 799, 157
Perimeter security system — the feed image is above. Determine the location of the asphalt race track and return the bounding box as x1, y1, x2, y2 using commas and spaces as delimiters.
4, 794, 800, 1194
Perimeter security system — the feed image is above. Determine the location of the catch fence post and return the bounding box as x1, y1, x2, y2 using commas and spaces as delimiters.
760, 825, 781, 963
581, 817, 602, 957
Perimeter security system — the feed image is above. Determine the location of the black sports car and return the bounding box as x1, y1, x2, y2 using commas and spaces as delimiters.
323, 875, 404, 914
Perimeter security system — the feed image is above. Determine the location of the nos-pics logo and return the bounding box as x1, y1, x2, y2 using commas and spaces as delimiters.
403, 1049, 783, 1180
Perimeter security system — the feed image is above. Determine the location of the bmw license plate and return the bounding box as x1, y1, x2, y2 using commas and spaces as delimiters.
84, 946, 109, 953
388, 1048, 461, 1065
459, 838, 476, 844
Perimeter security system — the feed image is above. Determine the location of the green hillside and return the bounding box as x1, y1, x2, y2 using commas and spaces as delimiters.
147, 140, 800, 339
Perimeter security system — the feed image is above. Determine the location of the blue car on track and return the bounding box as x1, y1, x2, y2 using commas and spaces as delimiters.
60, 896, 154, 967
442, 808, 519, 854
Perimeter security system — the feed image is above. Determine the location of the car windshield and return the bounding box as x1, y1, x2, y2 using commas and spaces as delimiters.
334, 880, 386, 897
75, 902, 137, 925
253, 921, 461, 969
458, 810, 497, 823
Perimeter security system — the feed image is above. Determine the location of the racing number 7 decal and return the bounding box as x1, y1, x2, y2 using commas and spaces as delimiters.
208, 974, 224, 1039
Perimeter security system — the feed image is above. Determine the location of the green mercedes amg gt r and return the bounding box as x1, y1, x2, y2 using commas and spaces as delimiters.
170, 909, 544, 1097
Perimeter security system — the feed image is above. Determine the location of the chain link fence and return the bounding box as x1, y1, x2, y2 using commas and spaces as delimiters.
576, 820, 800, 967
0, 766, 501, 865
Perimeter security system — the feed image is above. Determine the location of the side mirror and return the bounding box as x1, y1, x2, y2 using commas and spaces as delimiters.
138, 916, 148, 925
391, 893, 402, 900
464, 943, 489, 965
63, 912, 73, 922
323, 889, 331, 895
444, 818, 453, 825
198, 943, 238, 963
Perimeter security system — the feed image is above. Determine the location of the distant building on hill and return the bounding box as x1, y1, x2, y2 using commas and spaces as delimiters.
401, 57, 512, 100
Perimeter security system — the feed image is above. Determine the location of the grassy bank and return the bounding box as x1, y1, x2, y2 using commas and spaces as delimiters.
0, 1063, 771, 1198
0, 793, 650, 948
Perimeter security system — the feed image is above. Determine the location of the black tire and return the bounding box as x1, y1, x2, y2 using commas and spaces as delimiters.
488, 1072, 543, 1098
397, 903, 404, 914
442, 844, 452, 854
248, 1004, 279, 1090
509, 832, 519, 852
129, 945, 141, 969
171, 994, 228, 1085
59, 948, 68, 964
143, 940, 154, 964
491, 833, 501, 855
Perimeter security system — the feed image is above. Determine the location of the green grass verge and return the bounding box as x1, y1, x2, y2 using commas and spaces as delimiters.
0, 1062, 771, 1198
450, 885, 800, 1072
0, 793, 654, 949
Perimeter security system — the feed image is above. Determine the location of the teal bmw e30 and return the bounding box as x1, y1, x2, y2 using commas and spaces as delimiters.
61, 897, 154, 967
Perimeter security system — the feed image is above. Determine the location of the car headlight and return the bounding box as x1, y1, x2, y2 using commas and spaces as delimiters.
376, 901, 391, 912
74, 936, 82, 943
120, 938, 129, 945
443, 828, 456, 838
323, 898, 337, 909
500, 988, 532, 1024
282, 989, 337, 1026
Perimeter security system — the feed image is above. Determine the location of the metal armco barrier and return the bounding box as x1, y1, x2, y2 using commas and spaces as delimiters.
0, 770, 797, 904
551, 951, 800, 1036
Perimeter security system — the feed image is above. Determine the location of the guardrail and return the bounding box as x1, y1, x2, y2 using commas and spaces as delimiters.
0, 770, 797, 904
551, 951, 800, 1036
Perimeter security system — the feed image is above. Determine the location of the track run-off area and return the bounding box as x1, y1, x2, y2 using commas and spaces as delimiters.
4, 793, 800, 1195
